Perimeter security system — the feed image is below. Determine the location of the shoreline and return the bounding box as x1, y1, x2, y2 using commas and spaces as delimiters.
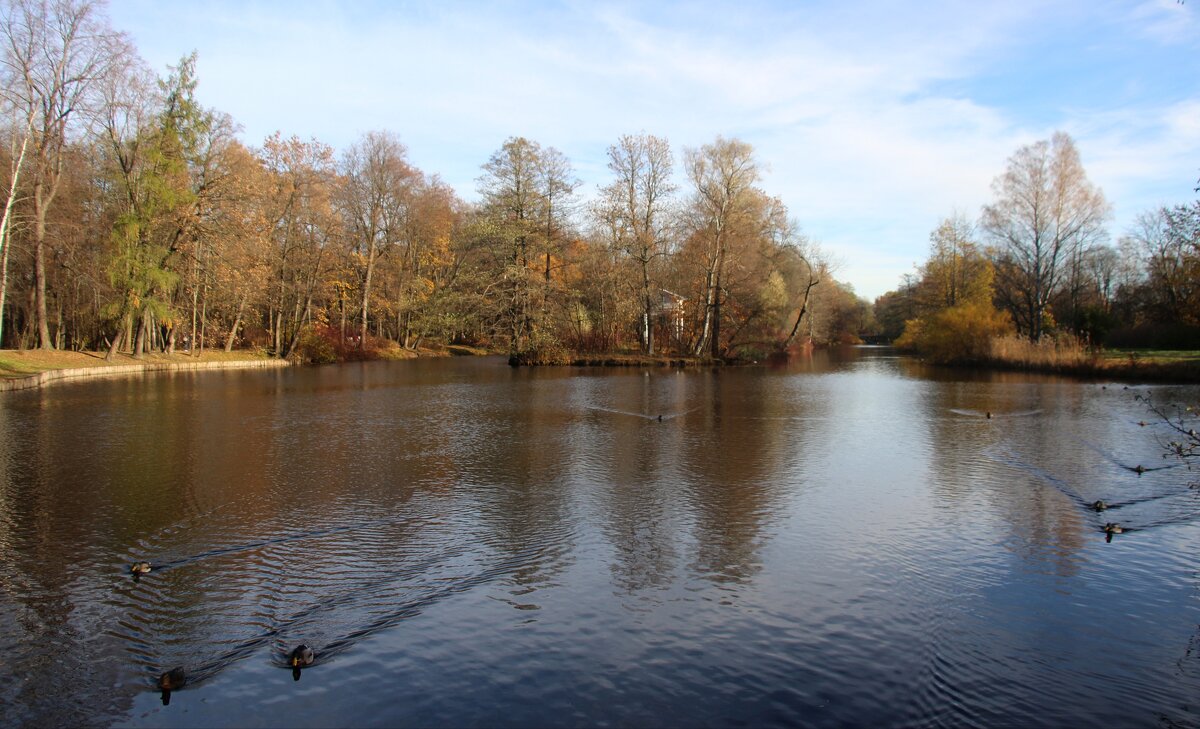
0, 354, 292, 393
971, 357, 1200, 384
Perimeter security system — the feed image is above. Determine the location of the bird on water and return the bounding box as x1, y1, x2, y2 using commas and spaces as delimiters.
158, 667, 185, 705
290, 644, 314, 681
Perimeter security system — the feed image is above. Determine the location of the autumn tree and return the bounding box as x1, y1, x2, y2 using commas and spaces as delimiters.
683, 136, 760, 358
982, 132, 1110, 341
391, 175, 461, 348
533, 144, 578, 326
1, 0, 129, 348
476, 136, 577, 354
259, 132, 337, 358
916, 214, 993, 312
338, 130, 416, 348
97, 53, 207, 359
595, 133, 675, 354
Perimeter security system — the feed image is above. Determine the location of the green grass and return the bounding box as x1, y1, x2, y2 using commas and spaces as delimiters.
1101, 349, 1200, 365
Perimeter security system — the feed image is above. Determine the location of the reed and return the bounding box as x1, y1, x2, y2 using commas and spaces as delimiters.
988, 334, 1096, 369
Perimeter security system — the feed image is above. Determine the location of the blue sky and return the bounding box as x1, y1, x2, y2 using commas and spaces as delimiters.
107, 0, 1200, 299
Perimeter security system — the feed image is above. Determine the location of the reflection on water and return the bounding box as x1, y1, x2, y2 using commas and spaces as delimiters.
0, 349, 1198, 728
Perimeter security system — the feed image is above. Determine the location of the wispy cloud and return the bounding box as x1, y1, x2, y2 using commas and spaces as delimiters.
108, 0, 1200, 298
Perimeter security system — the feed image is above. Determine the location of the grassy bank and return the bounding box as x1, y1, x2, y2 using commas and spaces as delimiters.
980, 338, 1200, 382
0, 348, 276, 380
0, 343, 500, 380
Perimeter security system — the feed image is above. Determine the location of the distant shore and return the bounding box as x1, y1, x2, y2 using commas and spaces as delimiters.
904, 347, 1200, 384
509, 351, 722, 367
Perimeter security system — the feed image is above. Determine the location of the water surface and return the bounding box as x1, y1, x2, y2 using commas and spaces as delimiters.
1, 348, 1197, 727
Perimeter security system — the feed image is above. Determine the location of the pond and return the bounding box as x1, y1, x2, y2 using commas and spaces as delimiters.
1, 348, 1198, 727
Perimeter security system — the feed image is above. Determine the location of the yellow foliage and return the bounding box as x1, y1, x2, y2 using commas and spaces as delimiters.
895, 301, 1014, 363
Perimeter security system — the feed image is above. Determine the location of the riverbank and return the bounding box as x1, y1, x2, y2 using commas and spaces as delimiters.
0, 349, 290, 392
0, 343, 502, 392
985, 351, 1200, 383
924, 347, 1200, 383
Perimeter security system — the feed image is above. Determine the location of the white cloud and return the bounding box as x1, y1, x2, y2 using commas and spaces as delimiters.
107, 0, 1200, 299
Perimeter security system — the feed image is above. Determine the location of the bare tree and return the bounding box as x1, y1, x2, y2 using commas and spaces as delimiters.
981, 131, 1110, 341
1, 0, 129, 348
684, 136, 759, 357
339, 130, 416, 349
596, 133, 675, 354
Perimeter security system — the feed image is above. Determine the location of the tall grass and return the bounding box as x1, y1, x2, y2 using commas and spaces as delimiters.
988, 334, 1096, 369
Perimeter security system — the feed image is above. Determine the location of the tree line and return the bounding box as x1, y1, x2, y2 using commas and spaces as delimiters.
875, 131, 1200, 361
0, 0, 873, 363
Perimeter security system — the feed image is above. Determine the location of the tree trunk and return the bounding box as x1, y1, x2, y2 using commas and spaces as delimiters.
105, 317, 124, 361
642, 264, 654, 356
710, 268, 722, 359
32, 188, 53, 349
225, 295, 245, 352
360, 243, 376, 349
133, 309, 147, 359
0, 232, 9, 349
199, 272, 208, 358
284, 294, 311, 359
0, 123, 31, 349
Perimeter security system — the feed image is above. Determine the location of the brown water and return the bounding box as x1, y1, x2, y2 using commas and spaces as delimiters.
1, 348, 1198, 728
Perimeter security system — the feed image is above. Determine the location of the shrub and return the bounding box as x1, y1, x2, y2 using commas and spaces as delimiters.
510, 330, 572, 366
895, 302, 1014, 364
295, 324, 338, 364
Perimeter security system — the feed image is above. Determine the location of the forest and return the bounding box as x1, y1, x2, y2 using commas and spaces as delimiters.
0, 0, 872, 365
0, 1, 1195, 366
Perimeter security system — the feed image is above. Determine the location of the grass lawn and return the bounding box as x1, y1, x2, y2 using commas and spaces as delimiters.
0, 348, 274, 379
1100, 349, 1200, 365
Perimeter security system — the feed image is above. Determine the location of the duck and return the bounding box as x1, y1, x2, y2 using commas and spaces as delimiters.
130, 561, 152, 576
1091, 500, 1109, 512
290, 644, 314, 681
1134, 465, 1146, 474
1103, 522, 1123, 543
159, 667, 186, 690
289, 644, 314, 668
986, 411, 993, 419
158, 667, 185, 705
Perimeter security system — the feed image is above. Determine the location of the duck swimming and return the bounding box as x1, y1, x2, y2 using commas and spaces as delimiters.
1091, 500, 1109, 512
1103, 523, 1124, 542
290, 644, 314, 681
159, 667, 185, 705
289, 644, 314, 668
130, 562, 151, 576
